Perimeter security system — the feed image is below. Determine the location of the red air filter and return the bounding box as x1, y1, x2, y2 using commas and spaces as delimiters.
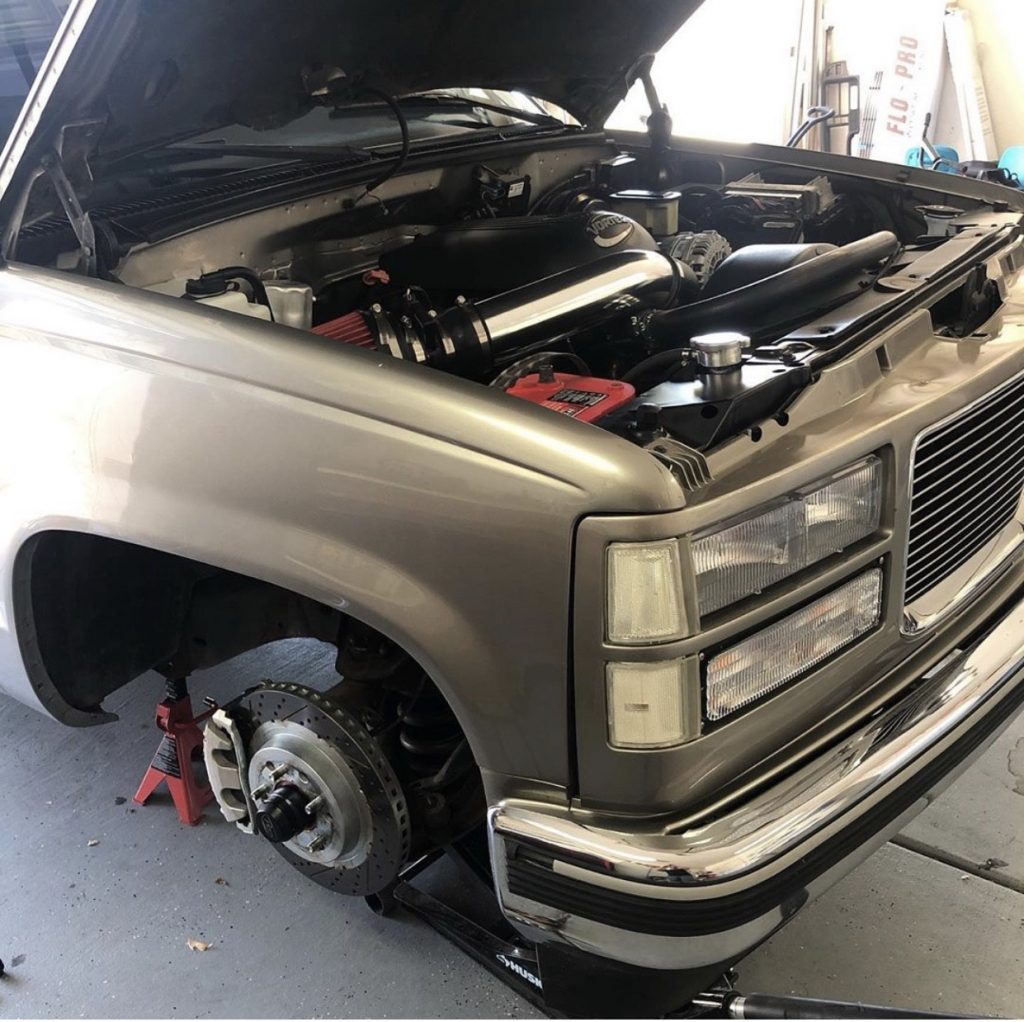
507, 372, 636, 423
313, 311, 378, 348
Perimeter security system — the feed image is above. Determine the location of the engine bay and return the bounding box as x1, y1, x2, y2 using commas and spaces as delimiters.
34, 138, 1008, 457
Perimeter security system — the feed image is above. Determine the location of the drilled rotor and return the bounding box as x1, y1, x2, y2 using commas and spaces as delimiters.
238, 681, 410, 896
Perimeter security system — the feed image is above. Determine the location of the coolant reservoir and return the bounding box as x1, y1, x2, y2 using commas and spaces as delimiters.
194, 290, 273, 320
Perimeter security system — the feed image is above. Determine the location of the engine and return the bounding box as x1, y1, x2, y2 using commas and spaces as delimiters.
180, 178, 900, 458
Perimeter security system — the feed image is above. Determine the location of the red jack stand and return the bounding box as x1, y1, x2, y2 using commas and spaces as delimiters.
134, 677, 216, 825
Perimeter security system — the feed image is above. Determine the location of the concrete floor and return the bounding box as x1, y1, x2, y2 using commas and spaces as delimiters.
2, 639, 1023, 1018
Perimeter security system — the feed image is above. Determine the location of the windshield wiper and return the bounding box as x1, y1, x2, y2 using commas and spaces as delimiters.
161, 141, 379, 163
399, 92, 569, 128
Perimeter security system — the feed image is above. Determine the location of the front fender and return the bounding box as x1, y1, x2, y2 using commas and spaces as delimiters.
0, 263, 683, 788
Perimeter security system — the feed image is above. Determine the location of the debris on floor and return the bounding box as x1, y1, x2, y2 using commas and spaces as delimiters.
978, 857, 1009, 871
186, 937, 212, 952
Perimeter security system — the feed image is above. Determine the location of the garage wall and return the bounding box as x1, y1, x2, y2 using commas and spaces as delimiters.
953, 0, 1024, 153
607, 0, 803, 145
825, 0, 1024, 158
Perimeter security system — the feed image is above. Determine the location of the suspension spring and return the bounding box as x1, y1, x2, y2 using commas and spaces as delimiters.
397, 688, 464, 780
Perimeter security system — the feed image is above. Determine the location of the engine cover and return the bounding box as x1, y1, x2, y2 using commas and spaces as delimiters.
380, 210, 659, 295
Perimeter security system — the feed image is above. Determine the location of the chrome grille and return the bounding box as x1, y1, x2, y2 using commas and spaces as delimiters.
906, 373, 1024, 604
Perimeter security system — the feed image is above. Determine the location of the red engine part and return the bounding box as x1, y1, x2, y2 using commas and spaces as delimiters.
507, 371, 636, 423
313, 310, 377, 348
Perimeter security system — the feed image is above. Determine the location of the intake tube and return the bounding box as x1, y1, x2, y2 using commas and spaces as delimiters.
324, 248, 680, 374
644, 230, 901, 343
477, 248, 681, 348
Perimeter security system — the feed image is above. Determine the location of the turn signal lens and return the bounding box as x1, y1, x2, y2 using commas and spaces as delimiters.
606, 540, 686, 644
607, 659, 689, 748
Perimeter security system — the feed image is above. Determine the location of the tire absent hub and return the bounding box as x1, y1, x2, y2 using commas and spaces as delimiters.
237, 682, 411, 896
255, 783, 311, 843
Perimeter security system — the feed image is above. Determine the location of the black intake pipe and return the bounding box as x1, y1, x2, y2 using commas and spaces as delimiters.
333, 247, 680, 374
645, 230, 900, 343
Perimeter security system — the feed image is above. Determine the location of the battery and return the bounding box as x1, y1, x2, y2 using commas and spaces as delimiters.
506, 371, 636, 423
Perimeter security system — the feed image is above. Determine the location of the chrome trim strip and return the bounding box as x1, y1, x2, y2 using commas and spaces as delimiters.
493, 592, 1024, 889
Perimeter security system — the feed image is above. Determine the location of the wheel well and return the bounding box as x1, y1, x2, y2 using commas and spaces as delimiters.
14, 530, 343, 721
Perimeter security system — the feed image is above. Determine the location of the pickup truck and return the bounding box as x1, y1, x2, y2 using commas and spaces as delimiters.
1, 1, 1023, 1013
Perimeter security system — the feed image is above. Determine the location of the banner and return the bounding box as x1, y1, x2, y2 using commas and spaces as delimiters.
855, 0, 947, 163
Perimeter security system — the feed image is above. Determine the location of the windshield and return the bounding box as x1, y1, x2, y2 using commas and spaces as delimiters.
166, 88, 577, 154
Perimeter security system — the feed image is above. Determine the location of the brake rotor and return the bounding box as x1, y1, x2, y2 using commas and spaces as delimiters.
236, 681, 410, 896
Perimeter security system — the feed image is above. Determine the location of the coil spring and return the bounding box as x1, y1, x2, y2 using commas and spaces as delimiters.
397, 688, 463, 780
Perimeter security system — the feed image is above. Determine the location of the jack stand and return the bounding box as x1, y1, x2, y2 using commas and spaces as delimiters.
134, 677, 215, 825
376, 828, 989, 1020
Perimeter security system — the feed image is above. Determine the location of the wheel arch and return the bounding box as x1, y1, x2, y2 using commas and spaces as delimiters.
11, 525, 490, 769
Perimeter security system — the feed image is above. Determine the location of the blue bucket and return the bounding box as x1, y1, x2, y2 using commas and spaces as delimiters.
905, 145, 961, 173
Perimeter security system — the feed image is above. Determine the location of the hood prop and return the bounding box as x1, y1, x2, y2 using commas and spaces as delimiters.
40, 147, 96, 276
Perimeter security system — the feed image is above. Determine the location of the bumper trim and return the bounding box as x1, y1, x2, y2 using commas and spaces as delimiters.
489, 592, 1024, 967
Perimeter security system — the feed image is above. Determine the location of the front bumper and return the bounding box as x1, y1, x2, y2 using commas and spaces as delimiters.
489, 590, 1024, 970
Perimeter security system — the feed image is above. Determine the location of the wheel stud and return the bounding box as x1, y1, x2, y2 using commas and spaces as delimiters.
305, 795, 324, 815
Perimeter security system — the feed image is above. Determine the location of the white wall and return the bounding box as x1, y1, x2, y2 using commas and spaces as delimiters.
954, 0, 1024, 153
607, 0, 803, 145
825, 0, 1024, 158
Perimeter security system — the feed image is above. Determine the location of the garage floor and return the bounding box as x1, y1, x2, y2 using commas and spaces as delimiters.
2, 639, 1023, 1019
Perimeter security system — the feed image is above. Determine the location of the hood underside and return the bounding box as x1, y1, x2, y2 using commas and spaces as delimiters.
30, 0, 701, 160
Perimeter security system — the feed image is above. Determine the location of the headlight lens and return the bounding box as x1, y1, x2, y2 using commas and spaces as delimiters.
606, 659, 690, 748
606, 540, 686, 644
692, 456, 882, 616
705, 568, 882, 721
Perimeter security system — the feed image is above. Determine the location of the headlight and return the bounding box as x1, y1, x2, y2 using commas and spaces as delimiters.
606, 539, 687, 644
691, 456, 882, 616
705, 569, 882, 721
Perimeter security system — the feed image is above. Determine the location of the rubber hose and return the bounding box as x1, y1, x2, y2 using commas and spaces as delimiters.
646, 230, 900, 343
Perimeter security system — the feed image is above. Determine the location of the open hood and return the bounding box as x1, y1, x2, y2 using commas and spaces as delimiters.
7, 0, 702, 170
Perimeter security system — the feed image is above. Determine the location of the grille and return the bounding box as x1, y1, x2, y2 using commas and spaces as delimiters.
905, 373, 1024, 604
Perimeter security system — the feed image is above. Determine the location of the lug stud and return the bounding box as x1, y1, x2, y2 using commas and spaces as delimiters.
305, 796, 324, 815
308, 834, 328, 853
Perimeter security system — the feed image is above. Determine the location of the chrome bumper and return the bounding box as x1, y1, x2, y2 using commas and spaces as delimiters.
489, 594, 1024, 970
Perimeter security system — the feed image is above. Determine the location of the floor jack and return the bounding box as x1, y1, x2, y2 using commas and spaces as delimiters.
134, 677, 215, 825
373, 830, 987, 1020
